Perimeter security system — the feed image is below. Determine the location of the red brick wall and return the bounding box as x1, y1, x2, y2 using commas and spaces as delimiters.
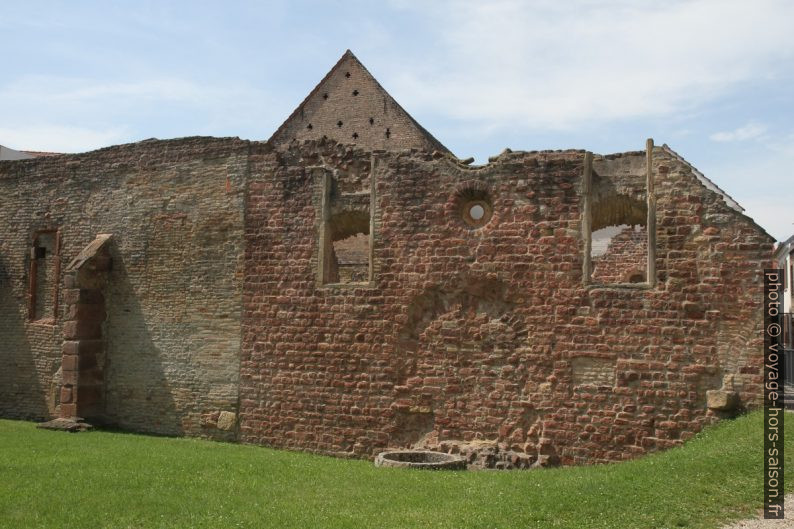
238, 141, 773, 465
592, 226, 648, 283
0, 135, 773, 467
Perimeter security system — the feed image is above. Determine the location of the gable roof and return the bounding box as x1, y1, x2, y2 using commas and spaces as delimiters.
661, 144, 743, 213
268, 50, 453, 156
0, 144, 35, 161
774, 234, 794, 259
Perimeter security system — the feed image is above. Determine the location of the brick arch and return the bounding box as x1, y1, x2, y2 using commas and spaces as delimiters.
390, 277, 532, 448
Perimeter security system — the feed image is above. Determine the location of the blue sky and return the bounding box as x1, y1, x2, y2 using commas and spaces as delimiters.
2, 0, 792, 240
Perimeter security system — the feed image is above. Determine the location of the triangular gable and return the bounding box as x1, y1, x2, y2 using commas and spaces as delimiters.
268, 50, 453, 156
661, 144, 743, 213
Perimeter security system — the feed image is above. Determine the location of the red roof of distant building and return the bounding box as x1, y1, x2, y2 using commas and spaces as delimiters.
21, 151, 63, 158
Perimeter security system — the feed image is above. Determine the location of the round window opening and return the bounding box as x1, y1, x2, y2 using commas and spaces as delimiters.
461, 199, 493, 228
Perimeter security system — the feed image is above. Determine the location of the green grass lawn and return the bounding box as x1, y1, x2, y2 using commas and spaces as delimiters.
0, 411, 792, 529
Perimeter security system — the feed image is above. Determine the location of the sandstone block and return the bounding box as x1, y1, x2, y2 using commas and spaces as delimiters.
706, 390, 739, 411
60, 403, 76, 418
62, 354, 78, 371
217, 411, 237, 431
63, 320, 102, 340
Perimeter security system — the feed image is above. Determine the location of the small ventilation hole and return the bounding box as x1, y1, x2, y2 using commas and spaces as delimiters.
352, 132, 359, 139
369, 117, 374, 125
385, 128, 391, 139
337, 121, 343, 128
323, 93, 328, 100
345, 72, 351, 78
307, 123, 313, 130
352, 90, 359, 96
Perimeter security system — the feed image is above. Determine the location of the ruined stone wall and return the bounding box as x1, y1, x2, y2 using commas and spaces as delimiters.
239, 141, 772, 465
0, 137, 251, 439
0, 134, 773, 466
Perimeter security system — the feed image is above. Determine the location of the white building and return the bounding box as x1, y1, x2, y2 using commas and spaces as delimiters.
0, 144, 34, 161
774, 235, 794, 352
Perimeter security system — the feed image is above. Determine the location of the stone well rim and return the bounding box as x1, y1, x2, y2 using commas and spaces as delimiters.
374, 449, 467, 470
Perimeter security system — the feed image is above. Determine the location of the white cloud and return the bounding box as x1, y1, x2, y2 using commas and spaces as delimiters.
736, 197, 793, 242
0, 126, 128, 154
385, 0, 794, 132
710, 123, 767, 142
0, 75, 269, 114
701, 133, 794, 241
0, 75, 279, 151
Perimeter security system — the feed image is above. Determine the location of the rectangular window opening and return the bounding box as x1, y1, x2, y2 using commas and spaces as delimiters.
331, 229, 370, 284
591, 220, 648, 285
322, 207, 371, 285
317, 168, 375, 287
29, 230, 60, 321
582, 141, 656, 287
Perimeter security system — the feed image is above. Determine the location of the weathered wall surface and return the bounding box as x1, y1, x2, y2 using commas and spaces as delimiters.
239, 140, 772, 465
0, 134, 773, 466
592, 227, 648, 283
0, 137, 250, 439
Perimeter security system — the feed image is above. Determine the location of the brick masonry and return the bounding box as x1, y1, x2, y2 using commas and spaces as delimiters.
592, 226, 648, 284
0, 57, 776, 465
237, 140, 773, 465
269, 50, 450, 155
0, 137, 250, 440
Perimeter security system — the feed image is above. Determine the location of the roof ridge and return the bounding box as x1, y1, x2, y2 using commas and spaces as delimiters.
267, 51, 354, 145
344, 52, 451, 155
661, 144, 743, 213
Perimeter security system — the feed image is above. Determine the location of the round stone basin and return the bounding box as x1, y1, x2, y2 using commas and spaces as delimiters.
375, 450, 467, 470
